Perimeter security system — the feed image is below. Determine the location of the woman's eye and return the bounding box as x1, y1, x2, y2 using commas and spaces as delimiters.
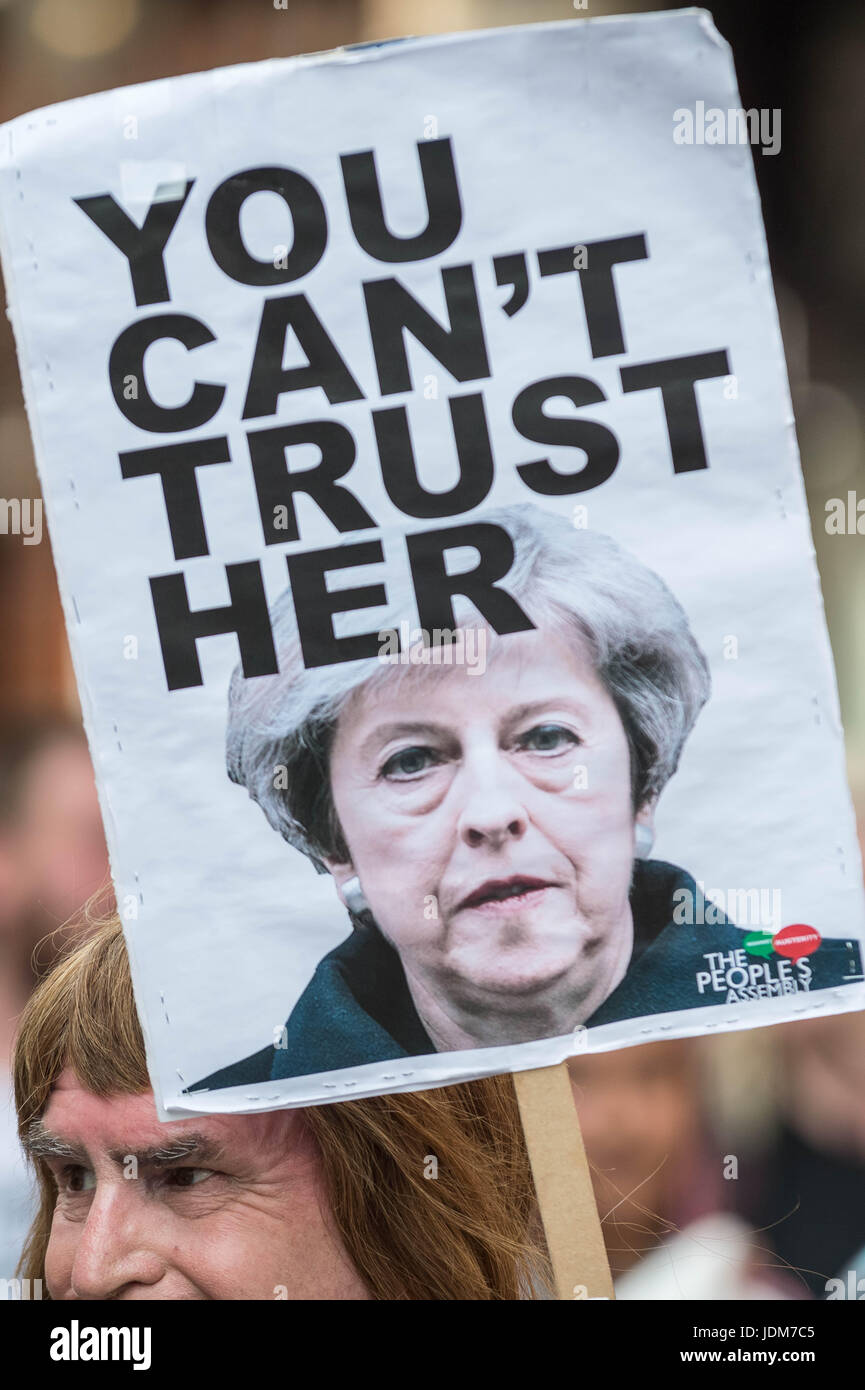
381, 746, 440, 779
61, 1165, 96, 1194
517, 724, 580, 754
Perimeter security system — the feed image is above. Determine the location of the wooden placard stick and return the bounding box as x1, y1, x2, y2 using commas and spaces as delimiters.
513, 1061, 614, 1301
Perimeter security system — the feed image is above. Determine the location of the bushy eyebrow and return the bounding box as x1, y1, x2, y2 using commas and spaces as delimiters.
23, 1120, 223, 1169
23, 1119, 85, 1162
107, 1134, 225, 1168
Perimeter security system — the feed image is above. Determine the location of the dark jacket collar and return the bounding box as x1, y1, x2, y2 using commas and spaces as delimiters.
188, 861, 861, 1093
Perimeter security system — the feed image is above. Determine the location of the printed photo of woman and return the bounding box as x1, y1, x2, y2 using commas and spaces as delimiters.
190, 504, 856, 1090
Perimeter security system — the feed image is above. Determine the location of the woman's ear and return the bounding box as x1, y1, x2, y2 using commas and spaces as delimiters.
322, 857, 355, 891
322, 856, 369, 914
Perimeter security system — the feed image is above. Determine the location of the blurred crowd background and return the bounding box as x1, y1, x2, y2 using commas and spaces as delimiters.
2, 0, 865, 1299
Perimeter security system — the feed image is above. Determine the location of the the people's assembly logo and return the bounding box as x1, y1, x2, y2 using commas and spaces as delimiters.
696, 946, 814, 1003
696, 924, 823, 1003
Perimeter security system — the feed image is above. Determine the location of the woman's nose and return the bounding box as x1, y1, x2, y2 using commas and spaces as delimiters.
68, 1183, 166, 1299
455, 752, 529, 849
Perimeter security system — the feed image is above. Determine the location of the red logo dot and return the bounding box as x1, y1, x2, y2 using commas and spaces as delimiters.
773, 923, 822, 959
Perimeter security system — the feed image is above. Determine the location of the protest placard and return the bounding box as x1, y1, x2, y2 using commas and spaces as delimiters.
1, 11, 862, 1128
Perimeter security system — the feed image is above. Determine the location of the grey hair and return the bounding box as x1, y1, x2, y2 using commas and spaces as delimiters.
226, 504, 711, 870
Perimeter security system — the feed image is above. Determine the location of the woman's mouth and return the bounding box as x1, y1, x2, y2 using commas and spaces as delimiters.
457, 876, 559, 912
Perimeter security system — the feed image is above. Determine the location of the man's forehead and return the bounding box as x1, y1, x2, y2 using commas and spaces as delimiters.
42, 1070, 225, 1151
41, 1068, 303, 1158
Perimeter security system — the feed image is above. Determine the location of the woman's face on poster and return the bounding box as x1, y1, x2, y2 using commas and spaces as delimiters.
326, 627, 644, 1010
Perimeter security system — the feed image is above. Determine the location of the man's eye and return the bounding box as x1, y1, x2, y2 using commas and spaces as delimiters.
60, 1165, 96, 1194
381, 746, 440, 779
164, 1167, 214, 1189
517, 724, 580, 754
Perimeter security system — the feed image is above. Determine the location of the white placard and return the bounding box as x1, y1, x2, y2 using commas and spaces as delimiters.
1, 11, 862, 1119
